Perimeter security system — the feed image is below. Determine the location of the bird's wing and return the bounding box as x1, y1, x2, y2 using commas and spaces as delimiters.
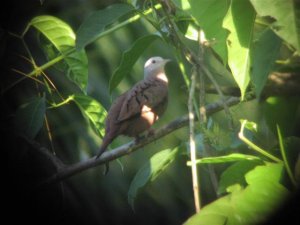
116, 79, 167, 122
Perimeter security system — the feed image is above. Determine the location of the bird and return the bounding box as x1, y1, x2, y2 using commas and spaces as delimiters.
96, 56, 170, 159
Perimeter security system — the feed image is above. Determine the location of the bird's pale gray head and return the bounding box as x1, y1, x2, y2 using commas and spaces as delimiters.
144, 56, 170, 79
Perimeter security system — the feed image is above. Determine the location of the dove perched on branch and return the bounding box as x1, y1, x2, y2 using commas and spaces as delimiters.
96, 56, 170, 158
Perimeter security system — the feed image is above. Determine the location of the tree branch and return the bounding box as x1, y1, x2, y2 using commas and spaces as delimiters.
203, 72, 300, 98
40, 96, 249, 186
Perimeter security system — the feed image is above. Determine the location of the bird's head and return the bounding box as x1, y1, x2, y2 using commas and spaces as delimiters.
144, 56, 170, 80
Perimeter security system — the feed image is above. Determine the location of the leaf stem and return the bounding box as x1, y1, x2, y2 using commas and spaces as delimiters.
238, 120, 282, 163
277, 125, 297, 187
28, 48, 75, 77
48, 95, 74, 108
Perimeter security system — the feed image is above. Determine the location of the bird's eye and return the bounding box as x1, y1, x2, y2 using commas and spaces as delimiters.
151, 59, 156, 64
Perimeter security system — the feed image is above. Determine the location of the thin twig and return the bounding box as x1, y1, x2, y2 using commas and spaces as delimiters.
198, 30, 206, 123
197, 30, 219, 194
44, 114, 56, 155
188, 68, 201, 212
200, 65, 234, 130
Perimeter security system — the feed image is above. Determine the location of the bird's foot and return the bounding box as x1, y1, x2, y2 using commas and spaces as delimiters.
146, 128, 155, 137
134, 135, 142, 143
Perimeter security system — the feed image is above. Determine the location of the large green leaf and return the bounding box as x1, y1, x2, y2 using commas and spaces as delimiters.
72, 94, 107, 137
76, 4, 134, 49
185, 163, 289, 225
218, 160, 263, 195
245, 163, 285, 186
14, 96, 46, 139
203, 48, 236, 85
30, 15, 75, 52
223, 0, 256, 99
251, 28, 281, 97
187, 0, 230, 63
30, 15, 88, 93
250, 0, 300, 52
184, 195, 232, 225
128, 148, 179, 209
109, 34, 161, 93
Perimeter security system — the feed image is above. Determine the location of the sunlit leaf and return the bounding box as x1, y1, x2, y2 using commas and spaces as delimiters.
185, 163, 289, 225
183, 23, 199, 41
30, 15, 88, 93
76, 4, 134, 49
223, 0, 256, 99
250, 0, 300, 52
128, 148, 179, 209
187, 0, 229, 63
218, 160, 263, 195
109, 34, 161, 93
14, 96, 46, 139
245, 163, 285, 186
251, 28, 281, 97
30, 15, 75, 52
72, 94, 107, 137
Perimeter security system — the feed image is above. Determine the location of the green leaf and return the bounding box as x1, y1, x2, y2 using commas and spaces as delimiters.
14, 96, 46, 139
218, 160, 263, 195
72, 94, 107, 137
184, 195, 232, 225
245, 163, 285, 186
187, 153, 261, 166
223, 0, 256, 99
203, 48, 235, 85
182, 22, 199, 41
76, 4, 134, 49
251, 28, 281, 97
30, 15, 88, 93
128, 148, 179, 209
250, 0, 300, 52
109, 34, 161, 93
65, 51, 88, 92
185, 163, 289, 225
30, 15, 75, 52
187, 0, 230, 63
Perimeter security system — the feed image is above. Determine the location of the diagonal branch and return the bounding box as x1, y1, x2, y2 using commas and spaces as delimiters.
40, 96, 247, 186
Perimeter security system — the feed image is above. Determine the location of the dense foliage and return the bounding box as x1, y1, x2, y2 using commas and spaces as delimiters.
2, 0, 300, 224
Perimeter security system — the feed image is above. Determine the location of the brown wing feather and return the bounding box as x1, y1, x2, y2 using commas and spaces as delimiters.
116, 78, 168, 122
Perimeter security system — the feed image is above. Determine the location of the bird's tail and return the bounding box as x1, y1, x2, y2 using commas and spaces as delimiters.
96, 135, 114, 159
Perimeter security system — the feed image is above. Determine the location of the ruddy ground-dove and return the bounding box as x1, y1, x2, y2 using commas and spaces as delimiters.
96, 56, 170, 158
